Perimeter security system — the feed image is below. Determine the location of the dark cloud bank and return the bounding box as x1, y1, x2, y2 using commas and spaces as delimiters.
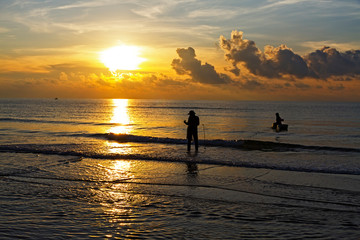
171, 47, 231, 84
172, 30, 360, 84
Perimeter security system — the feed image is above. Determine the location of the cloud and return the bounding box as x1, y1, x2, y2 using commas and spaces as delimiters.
301, 41, 360, 53
188, 9, 237, 19
219, 30, 360, 80
239, 79, 264, 90
328, 83, 345, 91
172, 47, 231, 84
294, 82, 311, 90
0, 27, 9, 33
219, 30, 311, 78
304, 47, 360, 79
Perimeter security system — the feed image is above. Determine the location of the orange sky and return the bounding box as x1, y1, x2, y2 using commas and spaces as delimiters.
0, 1, 359, 101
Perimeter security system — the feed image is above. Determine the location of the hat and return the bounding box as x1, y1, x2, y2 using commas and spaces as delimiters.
188, 110, 195, 115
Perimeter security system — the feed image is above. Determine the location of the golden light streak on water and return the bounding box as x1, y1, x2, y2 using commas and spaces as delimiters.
106, 141, 134, 155
109, 99, 132, 134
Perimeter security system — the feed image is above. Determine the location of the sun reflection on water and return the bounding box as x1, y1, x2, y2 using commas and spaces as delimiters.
101, 100, 146, 225
110, 99, 132, 134
106, 99, 135, 155
97, 159, 135, 225
112, 159, 132, 172
107, 141, 134, 155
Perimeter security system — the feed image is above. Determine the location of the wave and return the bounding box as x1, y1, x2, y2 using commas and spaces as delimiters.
104, 133, 360, 153
0, 143, 359, 175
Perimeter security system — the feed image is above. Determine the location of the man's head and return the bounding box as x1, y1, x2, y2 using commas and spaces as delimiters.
188, 110, 196, 116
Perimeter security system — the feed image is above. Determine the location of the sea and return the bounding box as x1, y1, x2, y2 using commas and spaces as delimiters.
1, 98, 359, 239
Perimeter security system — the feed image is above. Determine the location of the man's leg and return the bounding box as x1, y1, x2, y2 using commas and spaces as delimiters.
194, 131, 198, 151
187, 138, 191, 151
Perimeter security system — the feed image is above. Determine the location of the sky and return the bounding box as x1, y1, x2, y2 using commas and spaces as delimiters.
0, 0, 359, 101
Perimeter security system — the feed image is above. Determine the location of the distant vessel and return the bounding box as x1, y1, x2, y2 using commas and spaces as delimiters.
55, 98, 58, 100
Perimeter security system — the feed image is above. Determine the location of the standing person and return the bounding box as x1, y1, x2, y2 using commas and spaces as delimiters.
184, 110, 200, 152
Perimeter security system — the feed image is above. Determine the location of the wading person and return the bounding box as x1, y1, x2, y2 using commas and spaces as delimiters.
184, 110, 200, 152
275, 112, 284, 128
272, 112, 288, 131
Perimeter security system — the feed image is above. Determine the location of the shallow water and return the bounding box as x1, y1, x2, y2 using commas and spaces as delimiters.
1, 98, 360, 173
1, 98, 360, 239
1, 152, 359, 239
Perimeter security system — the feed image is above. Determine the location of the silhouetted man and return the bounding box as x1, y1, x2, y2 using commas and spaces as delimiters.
272, 112, 288, 131
275, 112, 284, 127
184, 110, 199, 152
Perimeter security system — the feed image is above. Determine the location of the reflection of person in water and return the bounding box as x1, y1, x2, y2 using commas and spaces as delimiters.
186, 162, 198, 175
184, 110, 200, 152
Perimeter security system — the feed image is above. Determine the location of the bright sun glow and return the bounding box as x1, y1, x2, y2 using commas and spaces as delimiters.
100, 45, 145, 71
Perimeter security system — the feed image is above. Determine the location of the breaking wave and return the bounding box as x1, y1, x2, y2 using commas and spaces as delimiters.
1, 132, 360, 175
104, 133, 360, 153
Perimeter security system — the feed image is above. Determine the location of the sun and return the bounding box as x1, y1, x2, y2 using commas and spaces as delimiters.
99, 45, 145, 71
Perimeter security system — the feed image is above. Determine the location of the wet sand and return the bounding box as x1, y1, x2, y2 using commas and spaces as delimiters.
1, 154, 360, 239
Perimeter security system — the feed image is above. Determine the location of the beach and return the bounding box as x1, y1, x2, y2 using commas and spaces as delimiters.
1, 98, 360, 239
2, 152, 360, 239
